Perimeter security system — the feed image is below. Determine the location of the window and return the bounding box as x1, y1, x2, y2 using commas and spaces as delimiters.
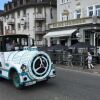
88, 6, 93, 17
8, 26, 10, 30
20, 0, 23, 5
62, 15, 68, 21
5, 36, 28, 51
4, 17, 6, 22
87, 5, 100, 17
50, 8, 53, 19
26, 0, 30, 3
6, 15, 9, 19
23, 9, 26, 17
24, 22, 27, 29
61, 0, 69, 4
62, 0, 64, 3
18, 23, 21, 30
96, 35, 100, 46
75, 10, 81, 18
17, 11, 20, 18
37, 7, 42, 13
11, 13, 14, 18
12, 25, 15, 30
71, 34, 78, 45
37, 22, 42, 27
96, 5, 100, 16
0, 37, 3, 51
85, 32, 91, 44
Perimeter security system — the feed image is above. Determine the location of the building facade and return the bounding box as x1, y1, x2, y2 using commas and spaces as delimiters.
1, 0, 57, 46
45, 0, 100, 53
0, 10, 4, 35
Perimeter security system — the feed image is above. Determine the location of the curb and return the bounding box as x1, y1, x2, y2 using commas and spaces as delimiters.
55, 64, 100, 76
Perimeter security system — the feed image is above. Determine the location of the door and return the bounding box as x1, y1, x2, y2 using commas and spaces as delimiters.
0, 37, 5, 68
0, 52, 5, 68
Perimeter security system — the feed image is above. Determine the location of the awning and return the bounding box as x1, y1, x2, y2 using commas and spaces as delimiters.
44, 29, 77, 38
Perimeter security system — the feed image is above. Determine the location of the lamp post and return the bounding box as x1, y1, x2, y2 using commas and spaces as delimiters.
76, 30, 82, 41
92, 16, 97, 48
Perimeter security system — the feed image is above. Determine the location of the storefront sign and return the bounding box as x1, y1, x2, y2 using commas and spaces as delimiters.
51, 19, 86, 28
49, 17, 100, 29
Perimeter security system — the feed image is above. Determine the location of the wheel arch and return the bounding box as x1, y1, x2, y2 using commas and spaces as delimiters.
8, 68, 19, 80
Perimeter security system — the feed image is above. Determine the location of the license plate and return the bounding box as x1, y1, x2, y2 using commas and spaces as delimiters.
25, 81, 36, 86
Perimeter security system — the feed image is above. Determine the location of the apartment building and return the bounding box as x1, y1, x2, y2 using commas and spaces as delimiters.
1, 0, 57, 46
44, 0, 100, 53
0, 10, 4, 35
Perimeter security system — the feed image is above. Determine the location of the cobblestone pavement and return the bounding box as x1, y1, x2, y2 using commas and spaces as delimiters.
54, 64, 100, 75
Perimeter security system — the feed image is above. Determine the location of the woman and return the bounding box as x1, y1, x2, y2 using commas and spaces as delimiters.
86, 52, 94, 69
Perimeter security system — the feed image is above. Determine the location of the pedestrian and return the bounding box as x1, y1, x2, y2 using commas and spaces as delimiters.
12, 40, 17, 50
86, 52, 94, 69
67, 52, 73, 67
6, 40, 13, 51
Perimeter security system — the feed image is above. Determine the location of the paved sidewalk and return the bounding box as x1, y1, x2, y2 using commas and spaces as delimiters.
55, 64, 100, 75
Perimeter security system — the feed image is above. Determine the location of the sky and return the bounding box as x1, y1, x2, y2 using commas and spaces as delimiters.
0, 0, 11, 10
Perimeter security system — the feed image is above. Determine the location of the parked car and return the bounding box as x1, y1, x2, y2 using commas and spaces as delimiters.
0, 34, 56, 89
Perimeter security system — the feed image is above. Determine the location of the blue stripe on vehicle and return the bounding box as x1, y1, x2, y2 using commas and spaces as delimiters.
5, 63, 9, 67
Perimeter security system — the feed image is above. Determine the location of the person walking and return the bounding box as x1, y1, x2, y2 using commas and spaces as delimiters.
86, 52, 94, 69
67, 52, 73, 67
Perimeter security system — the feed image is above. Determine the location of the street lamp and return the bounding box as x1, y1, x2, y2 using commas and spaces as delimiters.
76, 29, 82, 41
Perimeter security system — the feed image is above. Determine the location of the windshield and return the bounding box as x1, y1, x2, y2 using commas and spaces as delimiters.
5, 35, 28, 51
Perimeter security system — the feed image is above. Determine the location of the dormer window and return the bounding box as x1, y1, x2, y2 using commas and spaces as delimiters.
62, 10, 69, 21
75, 9, 81, 19
88, 6, 93, 17
96, 5, 100, 16
61, 0, 70, 4
88, 6, 94, 17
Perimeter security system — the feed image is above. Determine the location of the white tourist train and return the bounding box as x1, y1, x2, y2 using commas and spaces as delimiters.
0, 34, 56, 89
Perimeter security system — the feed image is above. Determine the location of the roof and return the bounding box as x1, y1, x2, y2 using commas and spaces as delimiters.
1, 0, 56, 16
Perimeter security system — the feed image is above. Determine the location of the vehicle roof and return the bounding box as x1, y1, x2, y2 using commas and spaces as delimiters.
0, 34, 28, 37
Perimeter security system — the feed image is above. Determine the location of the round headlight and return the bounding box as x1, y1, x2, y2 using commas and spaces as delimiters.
21, 64, 27, 72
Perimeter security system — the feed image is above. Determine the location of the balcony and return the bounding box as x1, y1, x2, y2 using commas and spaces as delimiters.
48, 16, 100, 29
35, 14, 46, 21
34, 40, 44, 46
5, 29, 15, 35
7, 19, 15, 25
35, 27, 46, 34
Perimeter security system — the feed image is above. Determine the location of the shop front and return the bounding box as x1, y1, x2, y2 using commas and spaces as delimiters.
44, 17, 100, 53
44, 29, 77, 47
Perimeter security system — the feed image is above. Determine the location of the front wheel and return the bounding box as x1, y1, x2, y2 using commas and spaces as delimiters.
12, 72, 22, 89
